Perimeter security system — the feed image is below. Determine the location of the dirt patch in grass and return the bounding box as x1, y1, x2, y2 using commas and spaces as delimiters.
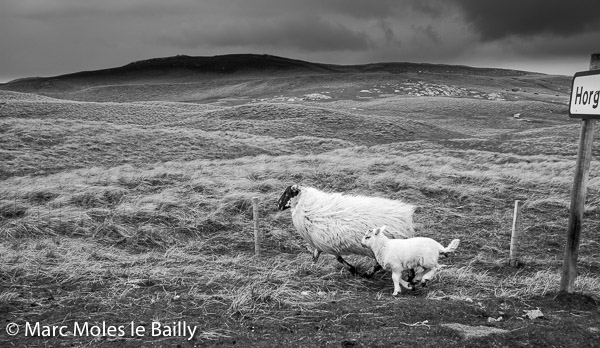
441, 323, 509, 339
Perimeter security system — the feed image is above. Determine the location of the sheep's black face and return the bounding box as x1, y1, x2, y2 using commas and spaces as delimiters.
277, 185, 299, 210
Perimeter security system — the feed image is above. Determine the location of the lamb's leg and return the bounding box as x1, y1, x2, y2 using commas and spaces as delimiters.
363, 263, 382, 278
411, 270, 424, 285
336, 256, 358, 275
409, 266, 426, 285
392, 271, 402, 296
418, 266, 440, 287
392, 270, 413, 296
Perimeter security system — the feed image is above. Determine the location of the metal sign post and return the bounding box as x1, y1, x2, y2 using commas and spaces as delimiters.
560, 53, 600, 293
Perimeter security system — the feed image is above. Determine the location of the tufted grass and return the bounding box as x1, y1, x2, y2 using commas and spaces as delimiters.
2, 145, 599, 305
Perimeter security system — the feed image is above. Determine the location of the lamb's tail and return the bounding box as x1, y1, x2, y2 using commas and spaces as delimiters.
440, 239, 460, 256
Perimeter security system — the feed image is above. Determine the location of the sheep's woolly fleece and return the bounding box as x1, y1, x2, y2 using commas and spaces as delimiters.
288, 186, 415, 258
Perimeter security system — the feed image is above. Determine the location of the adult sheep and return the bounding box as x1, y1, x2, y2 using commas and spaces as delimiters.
276, 184, 416, 276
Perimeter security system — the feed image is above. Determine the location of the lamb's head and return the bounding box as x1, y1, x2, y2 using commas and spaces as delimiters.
361, 225, 386, 248
277, 184, 300, 211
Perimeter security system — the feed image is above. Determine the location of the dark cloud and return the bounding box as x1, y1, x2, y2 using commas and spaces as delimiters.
379, 20, 397, 44
411, 24, 441, 44
496, 31, 599, 59
449, 0, 600, 40
159, 14, 370, 52
5, 0, 197, 18
198, 0, 402, 20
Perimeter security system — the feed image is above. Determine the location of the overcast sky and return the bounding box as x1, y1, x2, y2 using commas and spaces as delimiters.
1, 0, 599, 82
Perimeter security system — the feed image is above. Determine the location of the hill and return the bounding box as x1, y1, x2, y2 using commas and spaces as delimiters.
0, 53, 564, 102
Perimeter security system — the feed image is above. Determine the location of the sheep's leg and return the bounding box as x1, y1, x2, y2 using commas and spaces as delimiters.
392, 271, 412, 296
336, 256, 358, 275
312, 249, 322, 262
363, 263, 382, 278
405, 268, 416, 284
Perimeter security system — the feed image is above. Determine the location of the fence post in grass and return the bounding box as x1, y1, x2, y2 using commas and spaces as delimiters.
252, 197, 261, 257
509, 200, 523, 267
560, 53, 600, 293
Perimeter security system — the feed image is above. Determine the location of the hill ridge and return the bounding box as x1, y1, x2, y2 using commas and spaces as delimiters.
1, 53, 538, 87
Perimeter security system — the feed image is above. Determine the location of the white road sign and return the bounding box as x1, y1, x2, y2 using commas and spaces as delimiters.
570, 70, 600, 118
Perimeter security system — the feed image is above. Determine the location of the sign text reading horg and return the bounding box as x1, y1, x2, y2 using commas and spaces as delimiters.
570, 70, 600, 119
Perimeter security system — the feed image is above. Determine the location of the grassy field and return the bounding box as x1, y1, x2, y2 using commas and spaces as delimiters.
1, 56, 599, 347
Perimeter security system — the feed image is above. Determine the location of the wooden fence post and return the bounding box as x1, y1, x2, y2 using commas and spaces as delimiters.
509, 200, 523, 267
560, 53, 600, 293
252, 197, 261, 257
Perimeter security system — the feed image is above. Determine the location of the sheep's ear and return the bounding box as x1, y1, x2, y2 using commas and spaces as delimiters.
290, 184, 300, 193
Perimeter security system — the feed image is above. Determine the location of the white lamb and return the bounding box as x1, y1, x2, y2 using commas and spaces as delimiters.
277, 184, 416, 276
361, 225, 460, 295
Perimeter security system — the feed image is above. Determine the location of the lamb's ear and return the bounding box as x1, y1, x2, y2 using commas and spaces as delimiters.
375, 225, 386, 235
290, 184, 300, 193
